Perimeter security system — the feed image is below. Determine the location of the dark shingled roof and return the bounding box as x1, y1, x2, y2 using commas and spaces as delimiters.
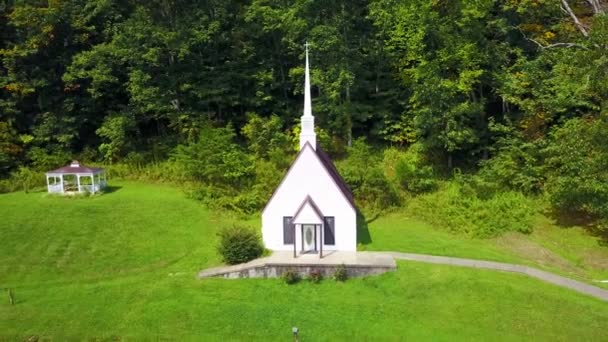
47, 161, 104, 174
314, 146, 355, 207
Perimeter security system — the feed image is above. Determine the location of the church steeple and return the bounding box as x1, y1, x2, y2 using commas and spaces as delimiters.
300, 42, 316, 150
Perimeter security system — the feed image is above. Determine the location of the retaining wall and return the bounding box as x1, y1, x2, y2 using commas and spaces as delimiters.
200, 263, 396, 279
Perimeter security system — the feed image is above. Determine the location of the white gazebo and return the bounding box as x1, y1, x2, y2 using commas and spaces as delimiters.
46, 160, 107, 194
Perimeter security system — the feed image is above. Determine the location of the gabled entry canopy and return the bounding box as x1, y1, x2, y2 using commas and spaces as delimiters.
292, 195, 324, 225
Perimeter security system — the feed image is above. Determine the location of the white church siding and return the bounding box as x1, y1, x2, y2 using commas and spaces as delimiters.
262, 143, 357, 252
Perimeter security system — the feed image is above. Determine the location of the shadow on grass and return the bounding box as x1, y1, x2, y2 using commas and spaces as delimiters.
589, 227, 608, 247
29, 187, 48, 194
102, 186, 123, 194
549, 209, 608, 247
357, 209, 373, 245
550, 209, 596, 228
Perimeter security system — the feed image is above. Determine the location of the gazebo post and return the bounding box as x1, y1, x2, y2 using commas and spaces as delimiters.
77, 175, 81, 193
91, 174, 96, 194
60, 175, 64, 193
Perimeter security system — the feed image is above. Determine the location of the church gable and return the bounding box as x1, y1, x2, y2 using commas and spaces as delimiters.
262, 142, 354, 216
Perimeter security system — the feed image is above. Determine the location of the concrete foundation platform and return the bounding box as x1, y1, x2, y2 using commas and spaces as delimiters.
197, 251, 396, 279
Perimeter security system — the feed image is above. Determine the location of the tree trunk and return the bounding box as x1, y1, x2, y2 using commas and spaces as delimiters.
585, 0, 604, 14
561, 0, 589, 37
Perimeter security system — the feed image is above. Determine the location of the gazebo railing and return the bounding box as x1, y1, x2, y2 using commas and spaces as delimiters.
79, 183, 104, 193
48, 184, 63, 193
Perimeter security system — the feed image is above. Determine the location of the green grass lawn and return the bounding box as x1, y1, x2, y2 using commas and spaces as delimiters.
363, 211, 608, 288
1, 181, 607, 339
362, 211, 523, 262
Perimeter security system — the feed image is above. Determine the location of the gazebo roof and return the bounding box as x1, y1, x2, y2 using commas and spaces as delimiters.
46, 161, 104, 175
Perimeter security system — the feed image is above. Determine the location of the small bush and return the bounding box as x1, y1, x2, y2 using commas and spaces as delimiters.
217, 226, 264, 265
333, 264, 348, 282
282, 269, 300, 284
307, 269, 323, 283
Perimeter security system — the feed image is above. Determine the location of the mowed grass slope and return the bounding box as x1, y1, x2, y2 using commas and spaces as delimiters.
0, 182, 224, 286
363, 211, 608, 287
1, 181, 607, 340
361, 212, 522, 262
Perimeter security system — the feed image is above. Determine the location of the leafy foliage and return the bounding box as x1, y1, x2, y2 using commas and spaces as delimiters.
241, 113, 290, 161
333, 264, 348, 282
408, 182, 536, 238
97, 113, 137, 163
173, 125, 254, 187
383, 144, 438, 195
1, 0, 608, 235
544, 117, 608, 225
217, 225, 264, 265
282, 268, 301, 285
11, 167, 41, 193
175, 118, 292, 213
307, 269, 323, 284
475, 124, 544, 195
337, 138, 399, 210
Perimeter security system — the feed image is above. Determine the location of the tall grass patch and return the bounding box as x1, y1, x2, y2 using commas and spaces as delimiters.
0, 167, 46, 194
407, 182, 537, 237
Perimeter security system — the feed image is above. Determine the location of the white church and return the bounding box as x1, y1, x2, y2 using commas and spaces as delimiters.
261, 45, 357, 257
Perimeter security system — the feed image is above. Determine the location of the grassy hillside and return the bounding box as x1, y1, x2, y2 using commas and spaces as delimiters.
362, 211, 608, 288
1, 181, 607, 339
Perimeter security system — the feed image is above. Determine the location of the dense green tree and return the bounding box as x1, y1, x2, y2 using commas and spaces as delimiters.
241, 113, 290, 161
370, 0, 515, 169
337, 138, 398, 209
500, 3, 608, 137
173, 124, 253, 187
1, 0, 129, 171
544, 117, 608, 226
245, 0, 398, 147
1, 0, 608, 226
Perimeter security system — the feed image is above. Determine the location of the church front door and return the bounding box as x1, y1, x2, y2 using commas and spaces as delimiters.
301, 224, 317, 253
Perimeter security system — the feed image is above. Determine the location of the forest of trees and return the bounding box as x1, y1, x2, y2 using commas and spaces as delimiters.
1, 1, 607, 236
